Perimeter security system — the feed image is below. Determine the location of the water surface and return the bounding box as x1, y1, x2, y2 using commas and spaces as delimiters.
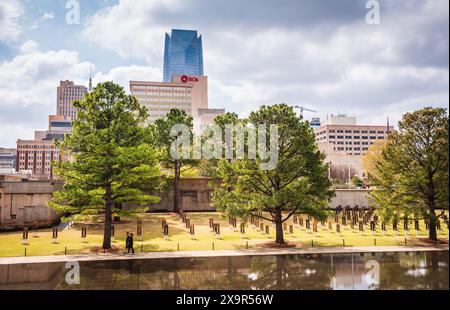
0, 251, 448, 290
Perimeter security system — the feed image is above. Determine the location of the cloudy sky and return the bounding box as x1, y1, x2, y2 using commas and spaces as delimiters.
0, 0, 448, 147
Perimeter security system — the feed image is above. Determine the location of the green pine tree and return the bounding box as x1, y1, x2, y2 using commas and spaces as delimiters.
154, 109, 197, 213
211, 104, 334, 245
50, 82, 162, 249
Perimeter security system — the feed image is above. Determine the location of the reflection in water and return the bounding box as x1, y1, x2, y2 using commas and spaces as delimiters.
0, 251, 447, 290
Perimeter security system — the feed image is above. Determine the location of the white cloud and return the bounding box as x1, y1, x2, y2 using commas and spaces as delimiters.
82, 0, 183, 62
1, 0, 448, 146
93, 65, 162, 93
19, 39, 39, 53
29, 11, 55, 30
0, 42, 91, 147
80, 0, 448, 126
0, 0, 23, 42
41, 11, 54, 21
0, 42, 162, 147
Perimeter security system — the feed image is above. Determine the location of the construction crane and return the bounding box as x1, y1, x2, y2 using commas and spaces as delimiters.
294, 105, 317, 118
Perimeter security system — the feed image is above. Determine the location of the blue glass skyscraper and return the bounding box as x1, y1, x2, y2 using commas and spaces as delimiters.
163, 29, 204, 82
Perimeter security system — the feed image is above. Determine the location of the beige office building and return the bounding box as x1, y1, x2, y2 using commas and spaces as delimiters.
130, 80, 193, 124
171, 75, 208, 114
314, 115, 393, 181
314, 115, 393, 156
56, 80, 87, 120
130, 75, 223, 131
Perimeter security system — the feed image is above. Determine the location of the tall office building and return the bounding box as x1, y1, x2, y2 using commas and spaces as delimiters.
56, 80, 87, 120
163, 29, 204, 82
131, 29, 224, 132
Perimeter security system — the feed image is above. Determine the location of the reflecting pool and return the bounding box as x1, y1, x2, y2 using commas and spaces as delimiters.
0, 251, 448, 290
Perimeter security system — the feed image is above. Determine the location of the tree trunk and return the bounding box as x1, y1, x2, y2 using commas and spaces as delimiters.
113, 202, 122, 222
427, 172, 438, 241
274, 208, 284, 245
173, 160, 180, 213
429, 210, 437, 241
103, 183, 113, 249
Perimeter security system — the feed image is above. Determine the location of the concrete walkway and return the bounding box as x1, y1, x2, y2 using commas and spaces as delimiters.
0, 245, 448, 265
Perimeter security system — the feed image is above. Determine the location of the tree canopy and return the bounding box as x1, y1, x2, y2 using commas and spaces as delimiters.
154, 109, 197, 213
50, 82, 162, 249
368, 107, 449, 240
211, 104, 334, 244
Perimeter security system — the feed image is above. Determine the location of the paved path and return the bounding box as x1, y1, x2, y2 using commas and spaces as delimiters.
0, 245, 448, 265
56, 221, 72, 231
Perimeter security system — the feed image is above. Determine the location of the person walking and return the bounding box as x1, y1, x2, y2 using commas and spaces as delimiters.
125, 232, 130, 254
128, 233, 135, 255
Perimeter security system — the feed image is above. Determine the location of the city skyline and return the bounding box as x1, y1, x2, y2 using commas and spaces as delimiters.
0, 0, 448, 148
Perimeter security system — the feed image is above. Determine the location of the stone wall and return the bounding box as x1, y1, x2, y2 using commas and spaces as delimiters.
330, 189, 373, 209
0, 177, 373, 228
0, 180, 62, 229
132, 178, 372, 212
146, 178, 218, 212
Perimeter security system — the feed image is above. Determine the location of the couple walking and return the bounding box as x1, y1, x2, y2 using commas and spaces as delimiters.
125, 232, 135, 254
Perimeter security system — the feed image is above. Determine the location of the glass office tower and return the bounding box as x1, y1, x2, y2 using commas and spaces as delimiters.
163, 29, 204, 82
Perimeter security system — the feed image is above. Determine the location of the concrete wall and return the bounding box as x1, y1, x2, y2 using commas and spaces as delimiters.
0, 181, 62, 229
146, 178, 217, 212
330, 189, 373, 209
0, 178, 373, 228
0, 263, 65, 289
137, 178, 372, 212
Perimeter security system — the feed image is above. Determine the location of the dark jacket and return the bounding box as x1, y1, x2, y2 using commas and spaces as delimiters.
128, 235, 134, 248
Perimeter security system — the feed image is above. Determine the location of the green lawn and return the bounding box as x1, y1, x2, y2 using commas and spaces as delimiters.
0, 212, 448, 258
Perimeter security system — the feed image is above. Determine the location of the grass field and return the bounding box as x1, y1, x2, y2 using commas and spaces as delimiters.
0, 212, 448, 258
